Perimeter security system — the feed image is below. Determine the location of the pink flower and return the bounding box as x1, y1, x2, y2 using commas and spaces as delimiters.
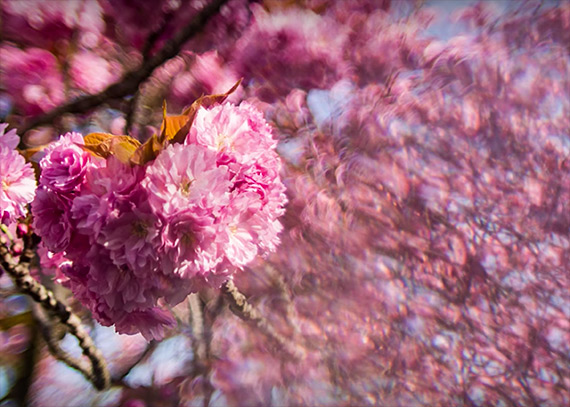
0, 46, 64, 115
83, 246, 157, 312
98, 188, 163, 276
233, 5, 349, 100
188, 102, 277, 165
30, 99, 288, 341
0, 124, 19, 149
231, 154, 283, 203
215, 198, 259, 268
37, 242, 72, 285
170, 51, 242, 108
142, 143, 230, 217
1, 0, 104, 48
70, 193, 109, 239
31, 187, 72, 252
0, 125, 37, 225
70, 51, 120, 94
71, 156, 143, 238
187, 102, 287, 266
161, 212, 221, 279
114, 307, 177, 342
39, 132, 90, 193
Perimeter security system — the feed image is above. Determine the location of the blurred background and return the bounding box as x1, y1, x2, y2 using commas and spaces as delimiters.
1, 0, 569, 406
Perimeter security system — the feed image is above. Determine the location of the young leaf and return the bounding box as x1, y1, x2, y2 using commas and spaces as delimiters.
129, 134, 163, 166
82, 132, 115, 158
84, 132, 114, 145
82, 132, 140, 163
129, 79, 242, 166
108, 136, 141, 164
159, 101, 190, 143
169, 78, 243, 145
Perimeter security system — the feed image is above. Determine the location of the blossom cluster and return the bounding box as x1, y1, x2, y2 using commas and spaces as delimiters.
0, 124, 36, 226
32, 102, 286, 340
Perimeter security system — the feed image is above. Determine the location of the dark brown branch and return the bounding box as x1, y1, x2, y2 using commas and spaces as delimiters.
142, 8, 177, 60
33, 304, 95, 383
123, 91, 141, 136
18, 0, 229, 141
222, 280, 303, 360
0, 237, 110, 391
124, 8, 177, 135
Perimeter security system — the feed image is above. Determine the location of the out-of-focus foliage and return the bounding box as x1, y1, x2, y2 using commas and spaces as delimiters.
1, 0, 569, 406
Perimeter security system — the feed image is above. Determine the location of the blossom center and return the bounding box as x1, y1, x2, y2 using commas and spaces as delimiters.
216, 133, 234, 151
1, 179, 10, 191
132, 220, 148, 237
181, 231, 196, 247
180, 177, 195, 195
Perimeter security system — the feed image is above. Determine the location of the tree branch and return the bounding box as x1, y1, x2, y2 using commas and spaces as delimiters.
221, 280, 304, 360
0, 236, 110, 391
188, 293, 215, 407
0, 311, 40, 406
189, 293, 207, 363
111, 340, 158, 385
17, 0, 230, 141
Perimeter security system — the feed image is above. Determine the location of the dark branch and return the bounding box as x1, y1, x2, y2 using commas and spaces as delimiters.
0, 236, 110, 391
222, 280, 304, 360
111, 340, 158, 385
142, 8, 177, 60
18, 0, 229, 141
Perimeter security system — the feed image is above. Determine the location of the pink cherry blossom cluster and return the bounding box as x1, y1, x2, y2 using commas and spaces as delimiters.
31, 102, 287, 340
0, 124, 37, 226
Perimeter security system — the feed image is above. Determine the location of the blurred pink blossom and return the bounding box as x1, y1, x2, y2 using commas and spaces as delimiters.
0, 46, 64, 115
69, 51, 121, 94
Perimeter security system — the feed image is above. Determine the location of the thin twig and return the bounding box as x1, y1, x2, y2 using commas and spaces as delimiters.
188, 293, 214, 407
18, 0, 229, 141
123, 91, 141, 136
0, 236, 110, 390
111, 340, 158, 385
189, 293, 207, 363
222, 280, 304, 360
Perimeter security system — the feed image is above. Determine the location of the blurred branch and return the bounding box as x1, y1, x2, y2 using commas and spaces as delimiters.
34, 304, 95, 381
189, 293, 207, 363
0, 236, 110, 391
111, 340, 158, 385
142, 8, 177, 60
123, 91, 141, 136
18, 0, 230, 141
188, 293, 215, 407
0, 310, 39, 406
125, 5, 179, 136
222, 280, 304, 359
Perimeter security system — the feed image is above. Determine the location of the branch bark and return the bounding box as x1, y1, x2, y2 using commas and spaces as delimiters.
222, 280, 304, 360
18, 0, 230, 141
0, 236, 110, 391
